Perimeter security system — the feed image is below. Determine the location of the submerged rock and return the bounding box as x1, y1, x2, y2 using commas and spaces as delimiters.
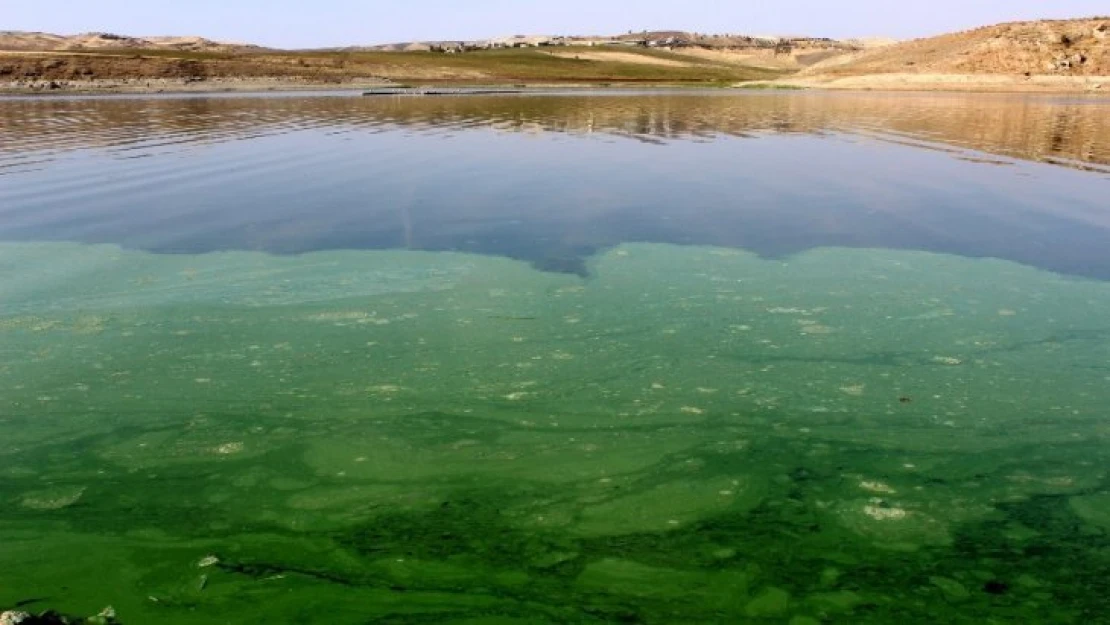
0, 608, 119, 625
1, 612, 31, 625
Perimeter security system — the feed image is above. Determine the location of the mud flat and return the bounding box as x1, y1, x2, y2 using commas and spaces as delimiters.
760, 72, 1109, 93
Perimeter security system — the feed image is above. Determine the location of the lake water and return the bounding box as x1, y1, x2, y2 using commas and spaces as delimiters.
1, 91, 1109, 624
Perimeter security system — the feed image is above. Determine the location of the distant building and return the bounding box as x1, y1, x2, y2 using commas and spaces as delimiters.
488, 35, 554, 48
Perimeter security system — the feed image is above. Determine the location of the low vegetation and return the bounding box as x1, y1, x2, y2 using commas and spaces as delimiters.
2, 18, 1106, 92
0, 46, 786, 87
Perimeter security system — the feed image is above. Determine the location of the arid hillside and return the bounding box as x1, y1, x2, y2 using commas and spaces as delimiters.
0, 31, 261, 52
803, 18, 1108, 76
2, 19, 1108, 94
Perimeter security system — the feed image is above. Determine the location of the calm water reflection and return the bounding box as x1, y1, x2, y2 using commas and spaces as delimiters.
1, 91, 1108, 278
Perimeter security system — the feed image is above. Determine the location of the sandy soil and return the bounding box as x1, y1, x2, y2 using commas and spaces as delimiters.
665, 47, 855, 71
765, 72, 1109, 93
666, 48, 796, 69
543, 50, 695, 67
802, 18, 1108, 77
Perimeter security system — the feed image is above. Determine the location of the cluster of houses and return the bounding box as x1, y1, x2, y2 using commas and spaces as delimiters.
373, 32, 857, 55
377, 35, 643, 53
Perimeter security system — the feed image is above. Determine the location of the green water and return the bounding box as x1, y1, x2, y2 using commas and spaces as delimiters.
2, 241, 1109, 623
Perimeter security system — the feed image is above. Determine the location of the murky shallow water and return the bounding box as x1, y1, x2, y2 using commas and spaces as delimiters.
1, 91, 1109, 624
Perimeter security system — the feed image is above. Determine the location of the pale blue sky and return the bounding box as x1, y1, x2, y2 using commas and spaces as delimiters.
5, 1, 1107, 48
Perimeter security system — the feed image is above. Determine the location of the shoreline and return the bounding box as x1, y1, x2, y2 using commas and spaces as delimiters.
2, 74, 1108, 97
0, 77, 741, 97
0, 76, 394, 96
760, 73, 1109, 94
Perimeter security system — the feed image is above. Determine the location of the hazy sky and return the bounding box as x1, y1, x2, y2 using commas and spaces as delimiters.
5, 0, 1107, 48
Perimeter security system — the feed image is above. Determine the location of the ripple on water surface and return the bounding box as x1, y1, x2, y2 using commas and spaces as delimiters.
1, 92, 1109, 283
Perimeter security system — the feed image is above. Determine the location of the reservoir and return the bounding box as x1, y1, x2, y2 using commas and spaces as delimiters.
1, 90, 1109, 624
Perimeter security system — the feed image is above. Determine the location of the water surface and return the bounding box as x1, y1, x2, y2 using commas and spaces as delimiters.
1, 91, 1109, 624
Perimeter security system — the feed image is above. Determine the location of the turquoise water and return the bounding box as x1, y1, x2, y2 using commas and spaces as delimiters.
1, 92, 1110, 624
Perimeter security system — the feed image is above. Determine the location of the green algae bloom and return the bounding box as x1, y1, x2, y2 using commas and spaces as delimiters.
2, 241, 1110, 623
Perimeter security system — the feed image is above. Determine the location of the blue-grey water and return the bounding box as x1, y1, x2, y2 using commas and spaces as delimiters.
1, 91, 1109, 624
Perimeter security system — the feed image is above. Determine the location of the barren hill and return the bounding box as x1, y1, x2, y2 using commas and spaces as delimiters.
2, 19, 1108, 94
802, 18, 1108, 77
0, 31, 262, 53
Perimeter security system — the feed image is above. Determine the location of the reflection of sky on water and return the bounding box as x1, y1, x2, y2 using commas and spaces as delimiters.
0, 91, 1108, 279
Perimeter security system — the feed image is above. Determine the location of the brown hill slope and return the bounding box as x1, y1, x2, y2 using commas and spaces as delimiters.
802, 18, 1108, 77
0, 31, 68, 51
0, 31, 261, 53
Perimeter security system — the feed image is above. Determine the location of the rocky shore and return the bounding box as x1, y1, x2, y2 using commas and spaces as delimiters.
1, 75, 393, 95
0, 607, 119, 625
